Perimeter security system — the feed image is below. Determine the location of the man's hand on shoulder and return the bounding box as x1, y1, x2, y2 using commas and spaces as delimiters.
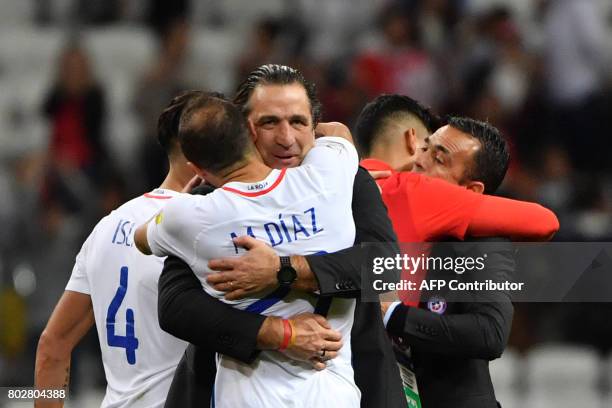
315, 122, 353, 144
181, 175, 205, 193
368, 170, 392, 180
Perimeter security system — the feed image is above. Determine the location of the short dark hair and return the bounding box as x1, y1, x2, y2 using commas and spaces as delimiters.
179, 95, 252, 174
157, 90, 225, 154
447, 116, 509, 194
233, 64, 322, 126
355, 94, 441, 156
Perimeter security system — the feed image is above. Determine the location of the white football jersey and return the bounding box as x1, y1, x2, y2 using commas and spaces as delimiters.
66, 188, 188, 408
147, 137, 361, 408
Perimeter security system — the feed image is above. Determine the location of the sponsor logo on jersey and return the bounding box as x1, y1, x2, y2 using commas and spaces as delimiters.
248, 181, 269, 191
155, 212, 164, 224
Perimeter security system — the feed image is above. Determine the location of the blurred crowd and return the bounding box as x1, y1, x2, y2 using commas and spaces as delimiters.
0, 0, 611, 397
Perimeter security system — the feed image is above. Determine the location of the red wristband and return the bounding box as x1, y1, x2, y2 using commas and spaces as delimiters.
279, 319, 292, 351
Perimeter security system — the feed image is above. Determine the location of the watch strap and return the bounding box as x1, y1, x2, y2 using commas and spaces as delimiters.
280, 256, 291, 269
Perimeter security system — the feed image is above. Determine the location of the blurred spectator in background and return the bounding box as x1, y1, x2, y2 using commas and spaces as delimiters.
236, 18, 284, 80
417, 0, 462, 56
352, 2, 442, 109
454, 7, 536, 196
541, 0, 610, 173
464, 7, 533, 122
41, 42, 108, 219
0, 42, 110, 388
29, 43, 111, 390
147, 0, 189, 36
133, 18, 191, 192
75, 0, 121, 25
295, 0, 377, 62
318, 63, 368, 125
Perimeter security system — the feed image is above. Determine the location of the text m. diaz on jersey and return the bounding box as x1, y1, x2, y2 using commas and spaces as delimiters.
229, 207, 323, 253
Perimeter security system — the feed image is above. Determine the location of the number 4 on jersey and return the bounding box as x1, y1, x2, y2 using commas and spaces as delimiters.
106, 266, 139, 364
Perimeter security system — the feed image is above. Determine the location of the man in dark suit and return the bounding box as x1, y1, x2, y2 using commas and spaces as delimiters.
351, 96, 554, 407
158, 65, 406, 408
380, 117, 520, 408
384, 238, 515, 408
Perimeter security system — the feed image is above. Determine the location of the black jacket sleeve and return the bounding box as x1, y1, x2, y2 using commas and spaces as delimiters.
306, 166, 399, 296
386, 238, 515, 360
158, 255, 265, 363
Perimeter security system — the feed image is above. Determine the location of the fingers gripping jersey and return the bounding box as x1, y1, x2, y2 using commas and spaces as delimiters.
66, 189, 187, 408
147, 137, 361, 408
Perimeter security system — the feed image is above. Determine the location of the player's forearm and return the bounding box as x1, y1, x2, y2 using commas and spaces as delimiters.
468, 196, 559, 241
134, 223, 152, 254
34, 291, 92, 407
256, 316, 284, 350
34, 333, 70, 408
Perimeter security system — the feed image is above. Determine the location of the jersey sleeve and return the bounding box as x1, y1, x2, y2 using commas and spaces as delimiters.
146, 195, 202, 267
408, 173, 559, 241
467, 195, 559, 241
302, 136, 359, 188
409, 173, 485, 241
65, 229, 95, 294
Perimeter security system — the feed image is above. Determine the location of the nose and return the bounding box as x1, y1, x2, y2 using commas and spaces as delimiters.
275, 121, 296, 148
414, 152, 428, 172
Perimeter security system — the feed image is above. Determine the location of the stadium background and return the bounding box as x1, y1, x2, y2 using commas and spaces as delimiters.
0, 0, 611, 407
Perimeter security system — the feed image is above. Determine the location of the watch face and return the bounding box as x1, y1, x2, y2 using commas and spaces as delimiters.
278, 266, 297, 285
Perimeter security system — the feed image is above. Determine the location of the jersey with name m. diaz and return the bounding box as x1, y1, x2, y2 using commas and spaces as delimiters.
66, 189, 187, 408
147, 137, 360, 408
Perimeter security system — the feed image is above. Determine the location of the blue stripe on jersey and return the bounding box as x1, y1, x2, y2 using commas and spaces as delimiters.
244, 251, 328, 315
245, 286, 291, 314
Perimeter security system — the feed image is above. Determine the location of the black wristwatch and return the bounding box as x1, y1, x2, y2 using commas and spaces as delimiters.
277, 256, 297, 287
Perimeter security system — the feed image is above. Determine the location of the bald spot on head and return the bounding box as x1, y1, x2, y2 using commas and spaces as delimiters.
179, 95, 253, 175
181, 103, 226, 134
